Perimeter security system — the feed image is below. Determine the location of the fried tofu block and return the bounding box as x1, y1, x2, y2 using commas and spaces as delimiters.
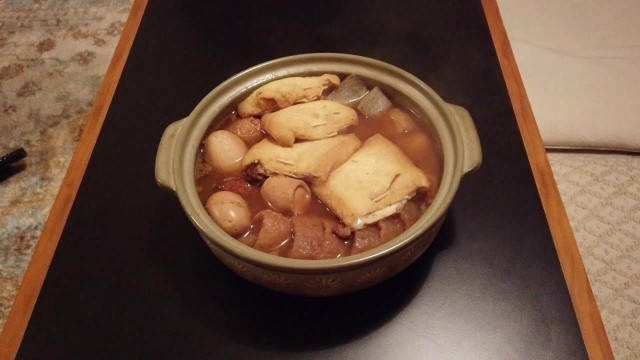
351, 226, 383, 255
261, 100, 358, 146
313, 134, 430, 229
238, 74, 340, 117
242, 134, 362, 183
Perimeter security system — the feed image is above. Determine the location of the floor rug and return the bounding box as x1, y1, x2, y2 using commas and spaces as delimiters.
0, 0, 133, 330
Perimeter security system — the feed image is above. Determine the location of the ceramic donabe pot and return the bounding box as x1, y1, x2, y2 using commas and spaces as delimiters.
155, 53, 481, 296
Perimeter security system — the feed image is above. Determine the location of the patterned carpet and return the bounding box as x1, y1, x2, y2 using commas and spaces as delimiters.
0, 0, 133, 330
548, 151, 640, 359
1, 1, 639, 358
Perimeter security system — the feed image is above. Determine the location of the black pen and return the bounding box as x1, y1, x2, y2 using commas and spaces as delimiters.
0, 147, 27, 172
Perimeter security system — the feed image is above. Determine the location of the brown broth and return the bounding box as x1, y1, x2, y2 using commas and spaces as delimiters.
195, 97, 443, 259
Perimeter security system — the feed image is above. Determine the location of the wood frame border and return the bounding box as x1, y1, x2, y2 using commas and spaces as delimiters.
0, 1, 613, 358
0, 0, 148, 358
481, 1, 613, 359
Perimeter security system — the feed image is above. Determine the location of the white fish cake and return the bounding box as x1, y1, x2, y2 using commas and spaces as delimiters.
261, 100, 358, 147
238, 74, 340, 117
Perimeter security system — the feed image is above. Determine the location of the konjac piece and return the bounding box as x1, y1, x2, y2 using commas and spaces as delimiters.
357, 86, 392, 119
326, 74, 369, 107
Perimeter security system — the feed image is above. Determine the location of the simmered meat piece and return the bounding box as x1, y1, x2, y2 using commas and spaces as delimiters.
242, 163, 269, 186
216, 176, 254, 195
195, 155, 212, 179
351, 226, 383, 255
252, 210, 292, 255
379, 216, 404, 243
331, 223, 353, 240
226, 116, 263, 147
398, 200, 421, 228
215, 177, 266, 215
290, 215, 349, 259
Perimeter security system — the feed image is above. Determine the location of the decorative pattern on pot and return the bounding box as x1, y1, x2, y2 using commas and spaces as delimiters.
356, 266, 389, 287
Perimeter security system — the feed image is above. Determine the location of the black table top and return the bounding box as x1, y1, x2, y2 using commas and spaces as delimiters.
18, 1, 587, 358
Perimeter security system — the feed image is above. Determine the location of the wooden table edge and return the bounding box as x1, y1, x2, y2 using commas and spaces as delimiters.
0, 0, 148, 358
481, 1, 614, 359
0, 1, 613, 359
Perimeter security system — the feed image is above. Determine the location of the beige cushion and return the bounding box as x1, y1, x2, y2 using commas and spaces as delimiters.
498, 0, 640, 152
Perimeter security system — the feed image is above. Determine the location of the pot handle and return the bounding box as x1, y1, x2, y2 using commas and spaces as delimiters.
155, 119, 185, 193
447, 104, 482, 175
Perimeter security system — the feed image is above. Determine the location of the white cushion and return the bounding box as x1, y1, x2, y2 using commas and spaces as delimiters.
498, 0, 640, 152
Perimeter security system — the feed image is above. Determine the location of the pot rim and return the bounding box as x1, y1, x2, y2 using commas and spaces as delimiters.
172, 53, 466, 272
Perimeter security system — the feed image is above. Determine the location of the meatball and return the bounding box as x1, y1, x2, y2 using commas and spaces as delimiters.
205, 191, 251, 236
203, 130, 248, 176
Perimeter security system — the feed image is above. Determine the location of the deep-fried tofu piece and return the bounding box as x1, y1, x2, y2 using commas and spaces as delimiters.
261, 100, 358, 146
237, 74, 340, 117
313, 134, 430, 229
242, 134, 361, 183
